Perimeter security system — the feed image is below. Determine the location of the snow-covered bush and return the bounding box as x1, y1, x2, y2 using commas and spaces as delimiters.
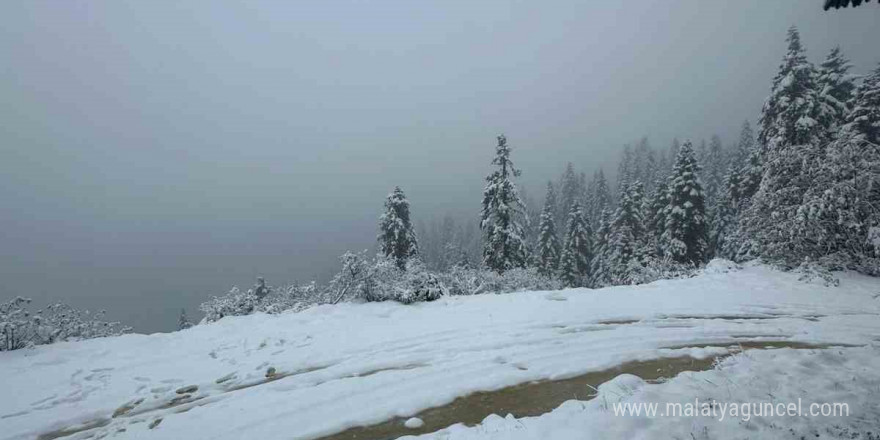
370, 259, 447, 304
34, 304, 131, 344
256, 281, 321, 314
326, 250, 375, 304
199, 280, 325, 324
199, 286, 260, 323
1, 297, 39, 351
1, 297, 131, 351
702, 258, 742, 275
440, 266, 562, 296
794, 257, 840, 287
596, 255, 698, 287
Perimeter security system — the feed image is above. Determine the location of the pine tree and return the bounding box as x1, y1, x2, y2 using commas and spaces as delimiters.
559, 202, 592, 287
644, 176, 669, 257
757, 27, 824, 154
660, 141, 709, 265
605, 181, 646, 284
178, 308, 193, 330
480, 134, 528, 273
378, 186, 419, 270
617, 145, 634, 197
709, 166, 742, 259
732, 120, 755, 171
704, 135, 726, 206
736, 27, 827, 265
844, 63, 880, 145
816, 46, 856, 140
798, 63, 880, 273
590, 208, 613, 286
668, 138, 681, 173
558, 162, 579, 233
696, 139, 709, 175
536, 182, 561, 277
589, 169, 612, 229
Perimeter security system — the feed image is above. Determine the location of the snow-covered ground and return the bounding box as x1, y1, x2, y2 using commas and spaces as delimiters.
2, 261, 880, 440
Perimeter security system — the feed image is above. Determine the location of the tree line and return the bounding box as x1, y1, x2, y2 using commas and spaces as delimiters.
407, 26, 880, 287
196, 25, 880, 325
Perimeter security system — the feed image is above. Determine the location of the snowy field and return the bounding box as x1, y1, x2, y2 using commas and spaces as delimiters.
2, 261, 880, 440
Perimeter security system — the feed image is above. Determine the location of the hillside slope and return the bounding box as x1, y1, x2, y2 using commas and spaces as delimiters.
2, 261, 880, 440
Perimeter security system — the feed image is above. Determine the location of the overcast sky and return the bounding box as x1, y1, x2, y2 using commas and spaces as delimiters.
1, 1, 878, 332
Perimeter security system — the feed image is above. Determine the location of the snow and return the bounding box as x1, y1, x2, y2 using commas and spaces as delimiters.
1, 262, 880, 440
405, 346, 880, 439
405, 417, 425, 429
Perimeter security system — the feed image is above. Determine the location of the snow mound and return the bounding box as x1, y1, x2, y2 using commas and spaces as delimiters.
703, 258, 742, 274
405, 417, 425, 429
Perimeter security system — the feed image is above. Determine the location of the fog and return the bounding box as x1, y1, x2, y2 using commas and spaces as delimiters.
1, 1, 877, 332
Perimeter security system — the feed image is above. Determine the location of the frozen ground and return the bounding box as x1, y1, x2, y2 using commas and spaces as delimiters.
406, 346, 880, 440
2, 261, 880, 440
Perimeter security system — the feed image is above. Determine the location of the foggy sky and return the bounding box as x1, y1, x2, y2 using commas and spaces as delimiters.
1, 1, 878, 332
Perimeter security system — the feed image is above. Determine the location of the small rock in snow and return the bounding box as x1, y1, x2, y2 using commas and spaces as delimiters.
404, 417, 424, 429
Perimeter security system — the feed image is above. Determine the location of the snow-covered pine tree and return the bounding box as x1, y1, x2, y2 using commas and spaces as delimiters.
558, 202, 592, 287
644, 175, 669, 257
735, 27, 826, 265
798, 63, 880, 273
378, 186, 419, 270
590, 208, 613, 286
617, 145, 634, 198
558, 162, 579, 234
604, 181, 646, 285
589, 169, 612, 229
757, 27, 824, 154
536, 182, 561, 277
481, 134, 529, 273
845, 63, 880, 145
696, 139, 709, 175
816, 46, 856, 140
519, 186, 542, 266
709, 165, 742, 259
731, 120, 756, 171
704, 135, 726, 207
660, 141, 709, 265
178, 308, 193, 330
667, 138, 681, 173
644, 144, 659, 196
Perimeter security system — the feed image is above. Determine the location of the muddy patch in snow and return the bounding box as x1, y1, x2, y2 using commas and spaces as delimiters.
315, 342, 838, 440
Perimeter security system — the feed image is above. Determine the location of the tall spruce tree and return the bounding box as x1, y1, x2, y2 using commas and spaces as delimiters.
617, 145, 634, 197
757, 27, 824, 154
480, 134, 528, 273
709, 166, 743, 259
668, 138, 681, 173
536, 182, 561, 277
559, 202, 592, 287
604, 181, 646, 285
732, 120, 756, 171
798, 63, 880, 273
378, 186, 419, 269
660, 141, 709, 265
590, 208, 613, 286
558, 162, 580, 233
816, 46, 856, 140
589, 169, 612, 229
704, 135, 726, 206
845, 63, 880, 145
735, 27, 827, 265
645, 175, 670, 257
